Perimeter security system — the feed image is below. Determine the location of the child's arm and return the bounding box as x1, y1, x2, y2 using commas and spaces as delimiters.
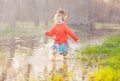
65, 25, 78, 41
45, 25, 55, 36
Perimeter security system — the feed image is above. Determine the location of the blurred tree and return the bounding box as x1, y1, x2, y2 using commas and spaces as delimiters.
44, 0, 49, 26
0, 0, 120, 26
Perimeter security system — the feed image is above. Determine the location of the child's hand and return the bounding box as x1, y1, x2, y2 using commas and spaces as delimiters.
45, 31, 49, 35
75, 40, 79, 43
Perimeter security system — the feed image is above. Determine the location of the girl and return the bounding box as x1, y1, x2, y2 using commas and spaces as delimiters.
45, 9, 79, 61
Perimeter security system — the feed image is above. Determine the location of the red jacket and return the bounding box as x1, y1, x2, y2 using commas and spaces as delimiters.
45, 23, 78, 43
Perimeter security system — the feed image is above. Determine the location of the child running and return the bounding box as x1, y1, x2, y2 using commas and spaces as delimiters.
45, 9, 79, 61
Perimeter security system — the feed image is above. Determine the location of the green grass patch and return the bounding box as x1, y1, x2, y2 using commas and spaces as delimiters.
95, 23, 120, 28
88, 66, 120, 81
76, 34, 120, 81
81, 34, 120, 55
0, 22, 52, 37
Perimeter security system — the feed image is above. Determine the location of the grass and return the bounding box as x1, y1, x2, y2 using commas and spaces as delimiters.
1, 22, 119, 37
0, 22, 52, 37
95, 22, 120, 28
48, 71, 72, 81
81, 34, 120, 55
76, 34, 120, 81
88, 66, 120, 81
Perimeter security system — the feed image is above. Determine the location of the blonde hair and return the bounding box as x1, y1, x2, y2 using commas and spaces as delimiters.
54, 8, 67, 21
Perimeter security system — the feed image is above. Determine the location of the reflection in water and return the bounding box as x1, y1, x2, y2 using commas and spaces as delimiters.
49, 60, 69, 81
30, 55, 87, 81
0, 37, 90, 81
0, 37, 37, 81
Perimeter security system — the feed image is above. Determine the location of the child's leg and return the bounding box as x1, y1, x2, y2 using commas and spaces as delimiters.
58, 42, 70, 59
59, 52, 68, 59
62, 42, 70, 59
51, 42, 57, 61
62, 52, 68, 59
52, 51, 57, 61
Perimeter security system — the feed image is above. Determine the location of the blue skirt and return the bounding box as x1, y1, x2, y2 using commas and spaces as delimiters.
52, 42, 70, 54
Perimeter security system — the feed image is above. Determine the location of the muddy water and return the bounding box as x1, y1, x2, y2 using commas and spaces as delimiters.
0, 37, 95, 81
27, 38, 86, 81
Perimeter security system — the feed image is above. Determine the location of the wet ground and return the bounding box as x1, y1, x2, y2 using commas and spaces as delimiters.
0, 27, 119, 81
0, 36, 93, 81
